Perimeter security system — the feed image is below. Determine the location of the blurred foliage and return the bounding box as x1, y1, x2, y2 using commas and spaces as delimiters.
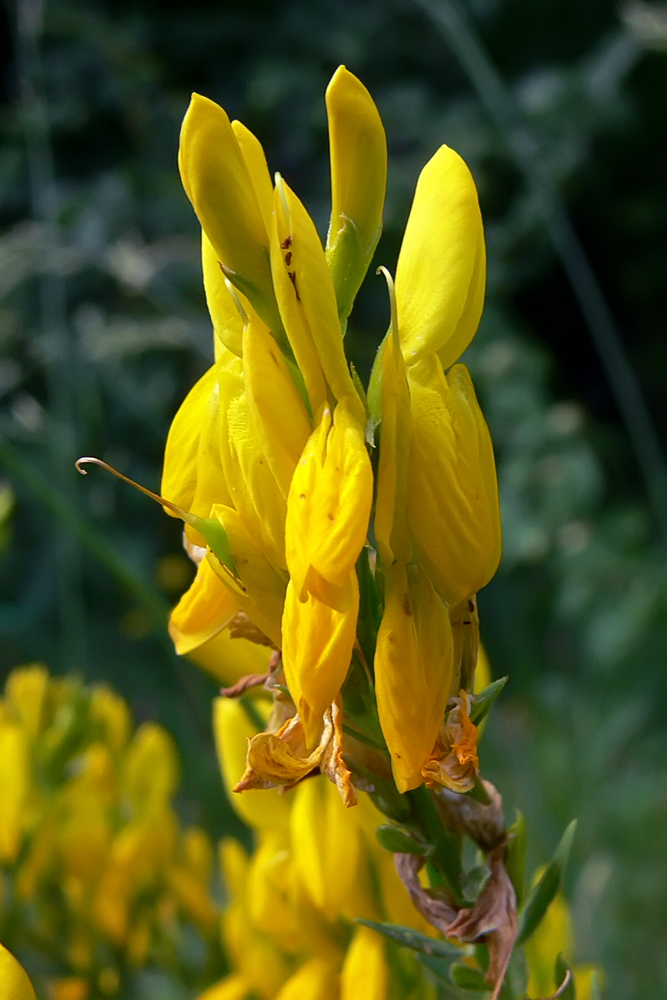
1, 0, 667, 997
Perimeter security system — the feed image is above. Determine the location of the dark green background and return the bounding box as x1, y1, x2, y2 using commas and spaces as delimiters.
1, 0, 667, 996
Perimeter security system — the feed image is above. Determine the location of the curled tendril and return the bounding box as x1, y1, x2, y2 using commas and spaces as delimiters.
536, 969, 572, 1000
75, 457, 186, 519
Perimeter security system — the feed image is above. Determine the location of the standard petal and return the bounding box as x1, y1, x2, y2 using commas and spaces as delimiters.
179, 93, 280, 333
168, 556, 239, 656
407, 358, 501, 606
395, 145, 484, 365
374, 562, 454, 793
161, 361, 223, 518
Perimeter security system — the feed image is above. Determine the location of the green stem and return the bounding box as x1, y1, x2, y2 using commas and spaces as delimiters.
407, 785, 464, 907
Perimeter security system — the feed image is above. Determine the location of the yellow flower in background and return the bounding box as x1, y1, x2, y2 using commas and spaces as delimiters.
0, 666, 221, 998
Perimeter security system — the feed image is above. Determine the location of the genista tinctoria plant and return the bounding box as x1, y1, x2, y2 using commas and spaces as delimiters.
76, 67, 602, 999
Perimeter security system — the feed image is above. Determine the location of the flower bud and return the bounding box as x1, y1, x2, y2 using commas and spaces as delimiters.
179, 94, 283, 336
395, 144, 485, 368
325, 66, 387, 323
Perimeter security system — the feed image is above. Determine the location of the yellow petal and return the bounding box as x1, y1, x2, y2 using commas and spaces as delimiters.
169, 555, 239, 655
374, 297, 412, 566
179, 93, 281, 334
89, 684, 131, 754
275, 959, 339, 1000
5, 663, 49, 739
325, 66, 387, 320
286, 399, 372, 601
219, 357, 288, 570
374, 562, 454, 793
202, 230, 245, 358
395, 145, 485, 365
161, 360, 230, 530
207, 505, 287, 649
281, 574, 359, 748
0, 721, 30, 863
271, 177, 358, 412
340, 926, 387, 1000
247, 830, 304, 951
231, 120, 274, 232
525, 891, 573, 998
290, 775, 367, 916
0, 944, 38, 1000
243, 317, 312, 498
122, 723, 179, 814
407, 358, 501, 606
196, 974, 250, 1000
213, 697, 291, 831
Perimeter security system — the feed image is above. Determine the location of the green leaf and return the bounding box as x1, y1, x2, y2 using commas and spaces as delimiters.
505, 809, 527, 907
450, 962, 490, 992
469, 677, 508, 727
554, 954, 576, 999
517, 820, 577, 946
356, 920, 461, 959
376, 824, 433, 856
341, 650, 385, 748
355, 547, 383, 670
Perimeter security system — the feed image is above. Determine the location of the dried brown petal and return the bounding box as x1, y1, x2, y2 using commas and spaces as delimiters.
422, 692, 479, 793
433, 780, 505, 851
320, 700, 357, 807
445, 849, 518, 1000
394, 853, 457, 932
227, 610, 276, 647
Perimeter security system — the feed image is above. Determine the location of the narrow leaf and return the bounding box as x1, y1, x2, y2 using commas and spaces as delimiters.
505, 809, 527, 907
517, 820, 577, 946
376, 824, 433, 857
450, 962, 490, 992
469, 677, 507, 727
356, 920, 461, 959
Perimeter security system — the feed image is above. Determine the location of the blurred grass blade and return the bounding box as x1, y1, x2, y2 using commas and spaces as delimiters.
517, 820, 577, 945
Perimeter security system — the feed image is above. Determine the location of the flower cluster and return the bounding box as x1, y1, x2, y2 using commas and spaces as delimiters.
162, 64, 500, 797
0, 665, 220, 999
203, 696, 436, 1000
